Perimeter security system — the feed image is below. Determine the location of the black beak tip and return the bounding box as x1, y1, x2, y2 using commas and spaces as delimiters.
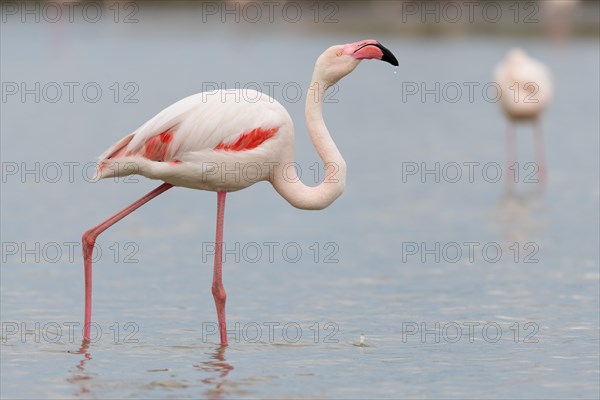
376, 42, 399, 66
384, 54, 399, 67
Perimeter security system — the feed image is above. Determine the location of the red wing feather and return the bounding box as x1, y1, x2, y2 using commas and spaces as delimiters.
214, 127, 278, 152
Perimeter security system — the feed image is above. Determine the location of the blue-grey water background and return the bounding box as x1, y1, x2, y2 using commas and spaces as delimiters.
1, 3, 599, 399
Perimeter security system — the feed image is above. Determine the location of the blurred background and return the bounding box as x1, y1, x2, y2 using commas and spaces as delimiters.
1, 1, 599, 399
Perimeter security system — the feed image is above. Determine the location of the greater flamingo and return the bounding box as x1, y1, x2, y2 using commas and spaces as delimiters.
81, 40, 398, 346
494, 48, 553, 188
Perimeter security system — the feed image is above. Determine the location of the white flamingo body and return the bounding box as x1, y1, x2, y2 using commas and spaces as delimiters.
81, 40, 398, 345
96, 90, 294, 193
494, 49, 553, 120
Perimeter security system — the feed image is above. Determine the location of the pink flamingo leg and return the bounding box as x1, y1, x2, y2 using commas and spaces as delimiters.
505, 120, 517, 191
533, 119, 547, 185
212, 191, 228, 346
81, 183, 173, 342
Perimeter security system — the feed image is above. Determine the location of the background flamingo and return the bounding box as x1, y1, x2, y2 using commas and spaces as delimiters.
543, 0, 580, 47
494, 48, 553, 188
81, 40, 398, 346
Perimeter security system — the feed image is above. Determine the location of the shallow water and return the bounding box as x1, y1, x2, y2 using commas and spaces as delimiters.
1, 6, 599, 400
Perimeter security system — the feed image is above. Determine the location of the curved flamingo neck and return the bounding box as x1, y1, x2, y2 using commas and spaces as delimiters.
272, 75, 347, 210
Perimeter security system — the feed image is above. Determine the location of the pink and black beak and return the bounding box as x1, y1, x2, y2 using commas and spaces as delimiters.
344, 40, 399, 66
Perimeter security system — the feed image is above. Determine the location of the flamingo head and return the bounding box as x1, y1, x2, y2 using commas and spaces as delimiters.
314, 40, 398, 85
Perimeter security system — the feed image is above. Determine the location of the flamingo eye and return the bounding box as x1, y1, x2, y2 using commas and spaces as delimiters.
336, 49, 343, 56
